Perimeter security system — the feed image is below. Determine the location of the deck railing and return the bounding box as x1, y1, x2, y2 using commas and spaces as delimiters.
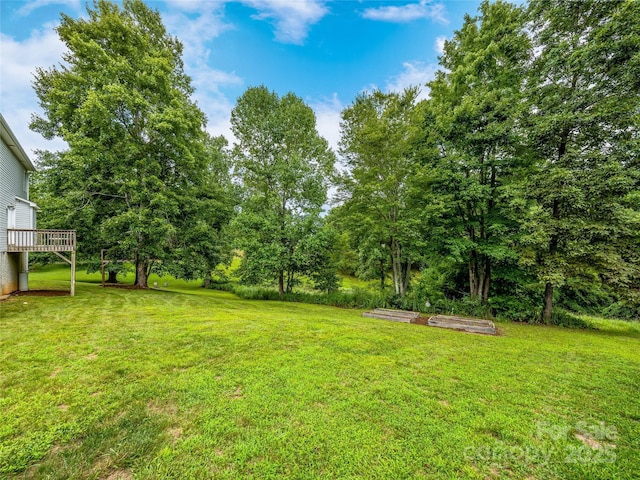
7, 229, 76, 252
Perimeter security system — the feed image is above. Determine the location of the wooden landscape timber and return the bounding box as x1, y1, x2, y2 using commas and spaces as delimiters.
362, 308, 497, 335
362, 308, 420, 323
427, 315, 496, 335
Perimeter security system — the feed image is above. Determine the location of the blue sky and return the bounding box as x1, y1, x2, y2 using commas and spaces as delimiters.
1, 0, 483, 156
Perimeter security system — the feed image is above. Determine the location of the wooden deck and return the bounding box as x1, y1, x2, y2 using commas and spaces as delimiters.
7, 229, 77, 296
7, 229, 76, 252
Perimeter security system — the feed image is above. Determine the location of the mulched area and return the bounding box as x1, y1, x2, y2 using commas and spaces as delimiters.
14, 290, 69, 297
411, 316, 428, 326
102, 283, 147, 290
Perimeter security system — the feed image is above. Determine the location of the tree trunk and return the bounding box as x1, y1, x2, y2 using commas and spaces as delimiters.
402, 259, 411, 296
469, 252, 491, 302
482, 260, 491, 303
390, 238, 403, 296
543, 282, 554, 323
107, 270, 118, 283
135, 259, 148, 287
469, 251, 479, 299
278, 270, 284, 297
286, 269, 294, 293
542, 199, 561, 322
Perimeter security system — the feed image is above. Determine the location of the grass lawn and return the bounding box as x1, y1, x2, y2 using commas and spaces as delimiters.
1, 265, 639, 479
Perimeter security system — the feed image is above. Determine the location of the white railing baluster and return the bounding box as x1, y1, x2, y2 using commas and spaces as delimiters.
6, 229, 76, 252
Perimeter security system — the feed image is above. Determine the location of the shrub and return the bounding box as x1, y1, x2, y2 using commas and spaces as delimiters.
549, 309, 589, 329
490, 294, 540, 323
206, 281, 235, 292
602, 301, 640, 321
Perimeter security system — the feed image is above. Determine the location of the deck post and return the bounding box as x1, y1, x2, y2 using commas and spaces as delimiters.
70, 250, 76, 297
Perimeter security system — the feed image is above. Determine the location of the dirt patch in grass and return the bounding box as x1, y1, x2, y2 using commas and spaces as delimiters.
102, 469, 133, 480
574, 432, 615, 449
147, 399, 179, 417
91, 456, 113, 477
228, 386, 243, 399
14, 290, 69, 297
168, 427, 183, 443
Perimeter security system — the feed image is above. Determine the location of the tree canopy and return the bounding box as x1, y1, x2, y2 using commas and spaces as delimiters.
338, 88, 424, 297
30, 0, 640, 322
30, 0, 230, 287
230, 86, 335, 295
520, 0, 640, 321
425, 0, 531, 303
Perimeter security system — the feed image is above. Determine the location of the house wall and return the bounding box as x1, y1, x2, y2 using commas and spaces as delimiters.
0, 252, 20, 295
15, 199, 36, 229
1, 138, 29, 252
1, 136, 30, 295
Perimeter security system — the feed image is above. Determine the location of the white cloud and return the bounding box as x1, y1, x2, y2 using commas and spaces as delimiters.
1, 4, 242, 158
435, 35, 447, 55
242, 0, 328, 44
385, 61, 437, 101
309, 93, 343, 153
15, 0, 81, 17
162, 6, 232, 61
163, 0, 215, 13
362, 0, 447, 24
161, 6, 241, 141
0, 27, 70, 157
308, 93, 344, 208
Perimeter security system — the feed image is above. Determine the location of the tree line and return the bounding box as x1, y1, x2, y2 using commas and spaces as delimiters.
31, 0, 640, 322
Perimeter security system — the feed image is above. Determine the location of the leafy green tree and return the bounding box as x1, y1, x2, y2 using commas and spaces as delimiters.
29, 150, 119, 275
30, 0, 226, 287
161, 136, 235, 285
338, 88, 423, 296
230, 86, 335, 295
522, 0, 640, 322
297, 223, 341, 294
424, 0, 531, 303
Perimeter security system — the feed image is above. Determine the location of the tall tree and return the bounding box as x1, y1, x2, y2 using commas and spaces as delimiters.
522, 0, 640, 322
424, 0, 531, 302
230, 86, 335, 295
30, 0, 223, 287
161, 135, 235, 285
338, 89, 423, 296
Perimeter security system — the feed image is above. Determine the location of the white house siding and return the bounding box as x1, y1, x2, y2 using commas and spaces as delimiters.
1, 138, 29, 252
15, 198, 36, 229
1, 130, 31, 295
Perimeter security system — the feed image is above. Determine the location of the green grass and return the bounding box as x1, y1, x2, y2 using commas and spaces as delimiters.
212, 253, 387, 293
1, 265, 639, 479
338, 275, 387, 291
